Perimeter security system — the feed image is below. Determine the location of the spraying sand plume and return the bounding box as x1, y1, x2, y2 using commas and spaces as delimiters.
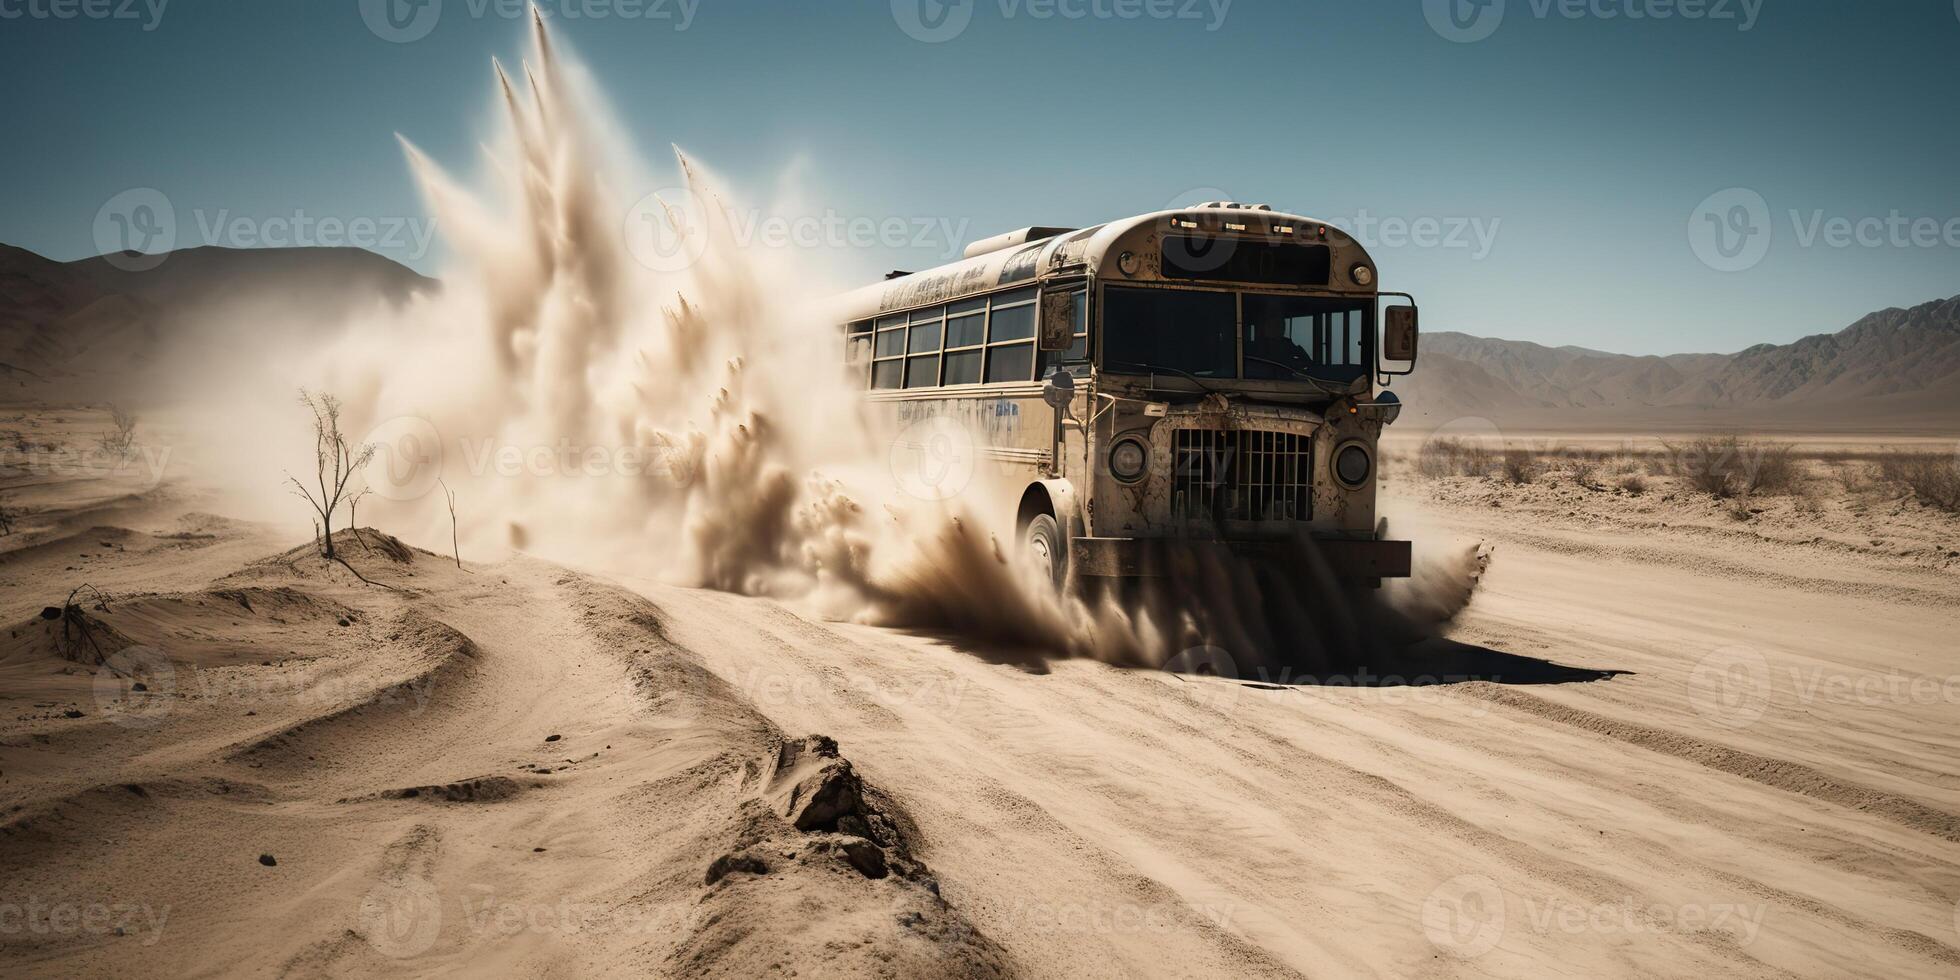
297, 14, 1482, 671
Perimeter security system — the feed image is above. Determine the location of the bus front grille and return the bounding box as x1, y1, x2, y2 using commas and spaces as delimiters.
1171, 428, 1313, 523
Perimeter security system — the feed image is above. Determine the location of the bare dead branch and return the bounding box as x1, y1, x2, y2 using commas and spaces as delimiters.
439, 477, 462, 569
289, 389, 378, 562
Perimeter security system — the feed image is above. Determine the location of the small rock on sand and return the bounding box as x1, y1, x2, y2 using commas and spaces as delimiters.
705, 851, 770, 885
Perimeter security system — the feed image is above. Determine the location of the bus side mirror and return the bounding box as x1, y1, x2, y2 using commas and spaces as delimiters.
1042, 367, 1077, 419
1383, 306, 1419, 362
1039, 290, 1076, 351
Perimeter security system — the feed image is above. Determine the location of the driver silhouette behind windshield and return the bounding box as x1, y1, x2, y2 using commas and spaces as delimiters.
1246, 319, 1313, 376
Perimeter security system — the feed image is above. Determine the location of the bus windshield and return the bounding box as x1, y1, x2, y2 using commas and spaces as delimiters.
1242, 294, 1371, 383
1100, 287, 1372, 384
1101, 287, 1237, 378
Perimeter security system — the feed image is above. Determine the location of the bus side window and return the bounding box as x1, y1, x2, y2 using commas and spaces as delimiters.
871, 314, 906, 389
985, 288, 1038, 383
943, 297, 987, 386
1325, 309, 1364, 367
846, 321, 873, 385
905, 305, 944, 389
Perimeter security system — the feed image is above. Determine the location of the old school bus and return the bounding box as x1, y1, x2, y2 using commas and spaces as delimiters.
834, 202, 1421, 588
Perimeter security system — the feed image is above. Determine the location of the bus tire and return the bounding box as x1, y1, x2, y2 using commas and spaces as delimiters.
1021, 513, 1066, 590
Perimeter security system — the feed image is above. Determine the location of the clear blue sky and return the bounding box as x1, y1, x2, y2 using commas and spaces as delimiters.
2, 0, 1956, 355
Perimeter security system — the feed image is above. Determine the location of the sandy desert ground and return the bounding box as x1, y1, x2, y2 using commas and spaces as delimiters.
2, 407, 1958, 979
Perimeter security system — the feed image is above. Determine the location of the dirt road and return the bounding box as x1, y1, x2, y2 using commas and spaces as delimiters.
3, 481, 1957, 977
621, 490, 1960, 978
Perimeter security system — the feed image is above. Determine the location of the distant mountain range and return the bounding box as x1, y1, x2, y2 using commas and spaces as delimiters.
1, 242, 1952, 433
1393, 295, 1960, 434
0, 243, 433, 401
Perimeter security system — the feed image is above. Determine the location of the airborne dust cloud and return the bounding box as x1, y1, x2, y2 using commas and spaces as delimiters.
207, 15, 1482, 674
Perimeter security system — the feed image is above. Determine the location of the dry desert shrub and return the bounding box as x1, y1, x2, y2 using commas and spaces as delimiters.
1877, 452, 1960, 513
96, 404, 137, 459
1834, 460, 1880, 495
1617, 472, 1649, 495
1747, 442, 1802, 496
1500, 448, 1538, 485
1566, 459, 1604, 490
1793, 484, 1825, 516
1415, 438, 1494, 478
1662, 435, 1801, 499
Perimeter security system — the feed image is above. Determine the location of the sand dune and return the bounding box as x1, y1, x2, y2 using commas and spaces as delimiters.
1, 525, 1007, 976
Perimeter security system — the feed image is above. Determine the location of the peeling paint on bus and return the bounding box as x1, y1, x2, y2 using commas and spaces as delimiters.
896, 397, 1025, 442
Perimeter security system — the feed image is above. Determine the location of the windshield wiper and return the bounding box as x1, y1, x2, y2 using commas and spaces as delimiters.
1243, 355, 1355, 397
1104, 359, 1219, 393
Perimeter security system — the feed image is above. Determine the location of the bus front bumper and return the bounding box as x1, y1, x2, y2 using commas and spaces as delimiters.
1070, 536, 1412, 580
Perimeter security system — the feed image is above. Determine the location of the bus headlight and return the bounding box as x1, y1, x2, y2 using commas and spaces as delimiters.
1350, 264, 1374, 287
1109, 437, 1148, 483
1334, 442, 1372, 488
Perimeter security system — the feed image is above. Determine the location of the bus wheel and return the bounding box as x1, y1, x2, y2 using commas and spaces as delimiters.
1021, 513, 1066, 590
